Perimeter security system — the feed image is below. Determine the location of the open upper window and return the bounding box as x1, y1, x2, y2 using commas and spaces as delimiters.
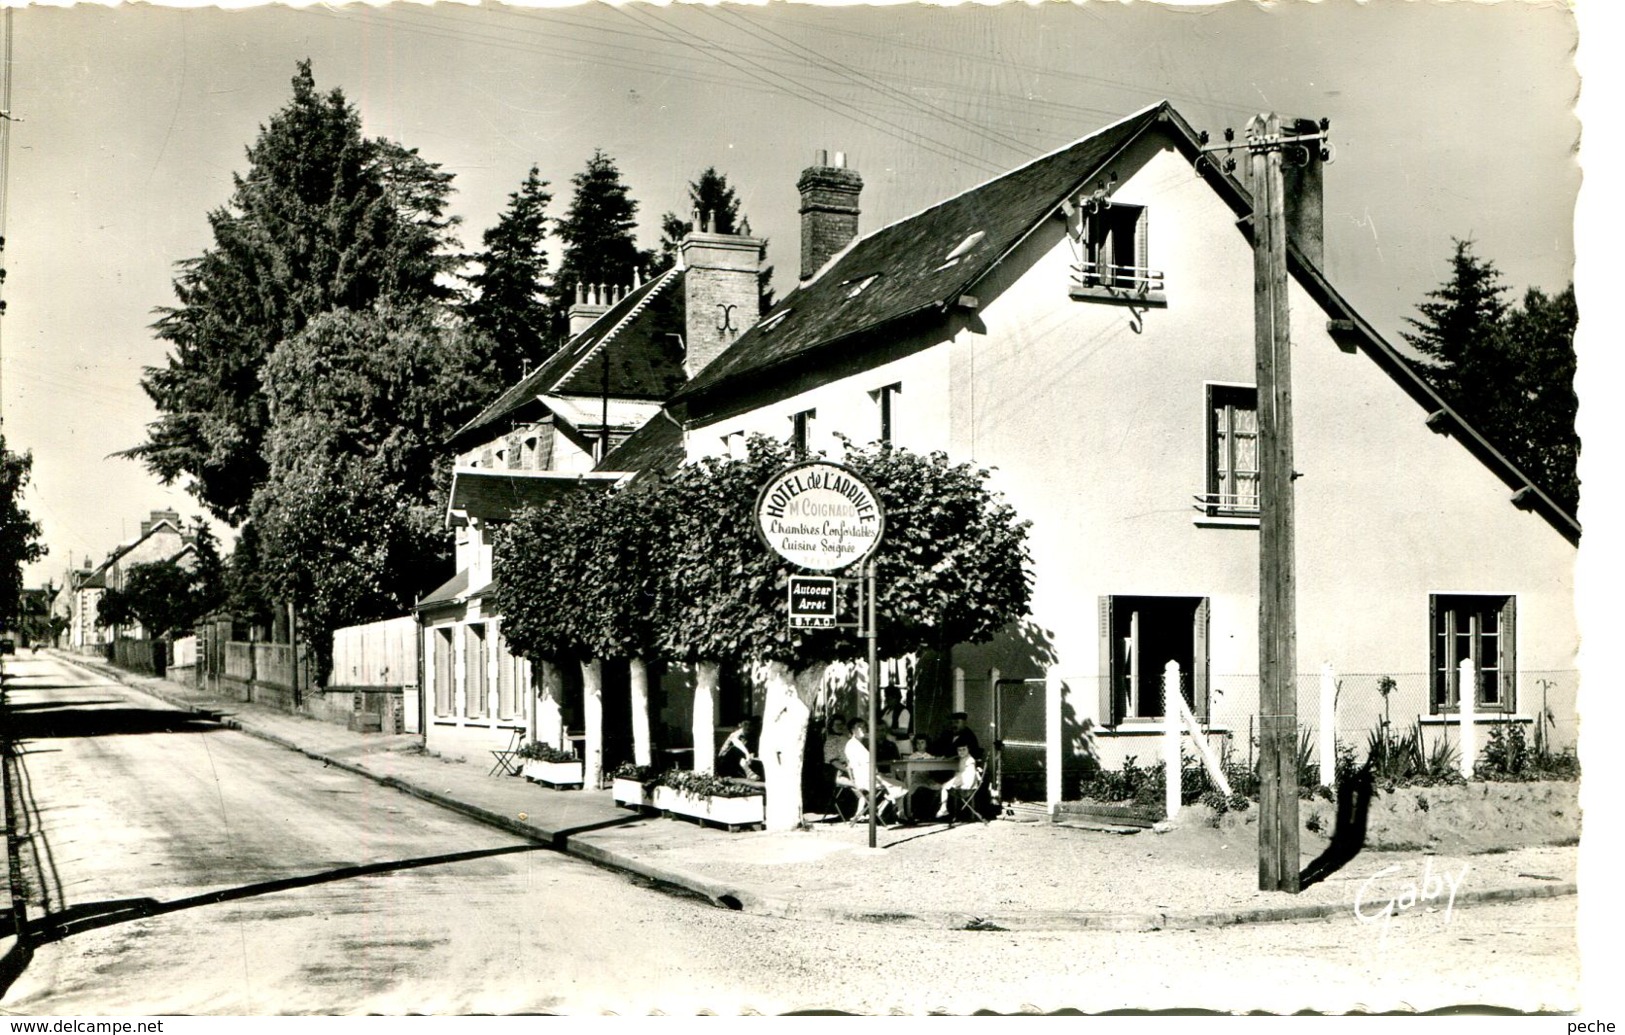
1065, 196, 1165, 307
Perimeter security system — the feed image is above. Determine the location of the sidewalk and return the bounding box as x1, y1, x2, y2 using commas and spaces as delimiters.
52, 653, 1578, 933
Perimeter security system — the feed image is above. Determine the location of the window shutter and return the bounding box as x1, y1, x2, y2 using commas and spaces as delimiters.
1499, 596, 1517, 712
1098, 596, 1115, 727
1135, 207, 1150, 288
1193, 598, 1210, 722
1428, 594, 1443, 713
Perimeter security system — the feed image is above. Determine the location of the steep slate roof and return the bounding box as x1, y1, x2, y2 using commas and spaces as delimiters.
595, 408, 685, 483
416, 567, 470, 610
670, 104, 1164, 405
666, 101, 1579, 542
451, 268, 687, 449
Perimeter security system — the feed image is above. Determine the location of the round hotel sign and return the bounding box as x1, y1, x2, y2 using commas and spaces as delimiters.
755, 461, 885, 572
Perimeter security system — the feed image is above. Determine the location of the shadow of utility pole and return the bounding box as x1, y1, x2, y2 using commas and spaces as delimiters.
1298, 764, 1376, 890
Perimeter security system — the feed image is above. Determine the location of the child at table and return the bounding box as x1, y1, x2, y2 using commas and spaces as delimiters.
934, 743, 981, 819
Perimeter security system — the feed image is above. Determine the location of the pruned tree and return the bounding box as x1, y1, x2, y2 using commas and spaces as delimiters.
95, 554, 219, 640
462, 165, 555, 385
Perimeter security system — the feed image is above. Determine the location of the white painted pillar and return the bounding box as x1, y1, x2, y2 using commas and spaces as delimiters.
693, 660, 720, 774
1459, 657, 1476, 780
630, 657, 652, 767
953, 666, 966, 714
1045, 666, 1062, 816
1318, 661, 1337, 790
537, 659, 564, 750
582, 658, 604, 789
1163, 661, 1182, 820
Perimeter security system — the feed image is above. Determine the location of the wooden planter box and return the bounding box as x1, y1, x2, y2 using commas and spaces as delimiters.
653, 785, 765, 831
522, 759, 584, 788
612, 777, 655, 811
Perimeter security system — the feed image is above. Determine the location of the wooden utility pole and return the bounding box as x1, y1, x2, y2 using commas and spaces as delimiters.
1251, 113, 1300, 893
1201, 113, 1331, 893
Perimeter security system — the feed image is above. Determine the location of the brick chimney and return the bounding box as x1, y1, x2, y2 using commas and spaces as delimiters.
568, 281, 620, 338
682, 229, 765, 379
798, 150, 862, 282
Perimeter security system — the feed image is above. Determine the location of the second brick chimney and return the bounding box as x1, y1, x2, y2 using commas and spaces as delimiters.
681, 229, 765, 379
798, 150, 863, 282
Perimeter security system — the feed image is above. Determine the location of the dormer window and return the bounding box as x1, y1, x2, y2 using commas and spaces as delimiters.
1066, 197, 1165, 307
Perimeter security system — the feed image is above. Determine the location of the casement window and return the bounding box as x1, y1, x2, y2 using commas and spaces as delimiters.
1431, 594, 1516, 712
791, 408, 817, 455
465, 623, 489, 720
872, 382, 902, 445
721, 431, 747, 460
1066, 197, 1164, 304
433, 628, 455, 718
1098, 596, 1210, 726
1203, 385, 1260, 517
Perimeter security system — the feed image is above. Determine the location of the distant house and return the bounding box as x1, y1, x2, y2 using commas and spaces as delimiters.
653, 103, 1577, 797
59, 509, 198, 650
419, 226, 765, 762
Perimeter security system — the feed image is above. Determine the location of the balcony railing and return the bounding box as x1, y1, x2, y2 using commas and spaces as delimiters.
1069, 261, 1166, 305
1192, 492, 1260, 519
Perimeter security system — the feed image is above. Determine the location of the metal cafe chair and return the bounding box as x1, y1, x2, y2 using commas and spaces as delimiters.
946, 760, 991, 827
488, 728, 525, 777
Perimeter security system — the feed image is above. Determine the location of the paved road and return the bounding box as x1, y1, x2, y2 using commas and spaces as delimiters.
0, 655, 1580, 1015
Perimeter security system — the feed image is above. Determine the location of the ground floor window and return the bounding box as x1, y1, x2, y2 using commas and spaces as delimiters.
433, 627, 454, 717
1098, 595, 1209, 726
1431, 594, 1516, 712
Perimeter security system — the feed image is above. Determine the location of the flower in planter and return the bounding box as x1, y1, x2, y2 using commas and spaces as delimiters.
656, 769, 761, 799
612, 762, 661, 787
517, 741, 579, 764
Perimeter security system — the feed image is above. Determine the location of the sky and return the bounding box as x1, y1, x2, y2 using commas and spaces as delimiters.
0, 0, 1589, 588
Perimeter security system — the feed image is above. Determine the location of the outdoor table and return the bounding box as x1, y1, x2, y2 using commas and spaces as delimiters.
883, 755, 958, 790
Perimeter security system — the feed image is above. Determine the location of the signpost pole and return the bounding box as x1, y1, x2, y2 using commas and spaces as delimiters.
865, 558, 879, 849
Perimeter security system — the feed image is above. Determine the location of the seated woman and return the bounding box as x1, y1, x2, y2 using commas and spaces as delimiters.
718, 717, 764, 781
934, 743, 982, 819
843, 719, 910, 825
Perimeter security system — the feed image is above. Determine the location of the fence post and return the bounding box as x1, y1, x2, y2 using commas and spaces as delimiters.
1045, 666, 1062, 817
1164, 660, 1182, 820
1458, 658, 1476, 780
1318, 661, 1336, 790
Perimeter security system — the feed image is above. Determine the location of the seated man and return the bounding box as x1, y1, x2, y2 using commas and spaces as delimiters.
842, 719, 909, 825
822, 716, 851, 774
934, 743, 982, 819
930, 711, 982, 760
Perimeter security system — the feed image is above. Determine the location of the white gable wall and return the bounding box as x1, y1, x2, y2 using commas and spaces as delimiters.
685, 128, 1577, 765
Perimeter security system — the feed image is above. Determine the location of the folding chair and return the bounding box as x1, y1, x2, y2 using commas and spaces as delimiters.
488, 728, 524, 776
945, 760, 991, 826
835, 772, 903, 826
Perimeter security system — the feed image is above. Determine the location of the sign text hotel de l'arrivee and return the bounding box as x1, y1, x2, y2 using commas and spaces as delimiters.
754, 461, 885, 573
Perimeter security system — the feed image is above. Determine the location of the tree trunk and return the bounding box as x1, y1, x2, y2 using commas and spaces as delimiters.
630, 657, 652, 767
757, 659, 826, 832
537, 659, 564, 749
693, 660, 720, 774
581, 658, 603, 788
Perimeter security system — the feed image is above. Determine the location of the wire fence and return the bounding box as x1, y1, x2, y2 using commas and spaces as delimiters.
974, 669, 1579, 804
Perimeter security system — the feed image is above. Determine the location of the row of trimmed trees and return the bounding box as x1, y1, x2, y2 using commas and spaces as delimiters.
490, 435, 1033, 831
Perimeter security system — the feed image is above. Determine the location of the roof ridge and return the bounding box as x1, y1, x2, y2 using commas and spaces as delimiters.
801, 101, 1166, 290
556, 266, 683, 388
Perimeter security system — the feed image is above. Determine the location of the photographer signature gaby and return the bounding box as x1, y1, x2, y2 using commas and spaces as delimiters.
1353, 859, 1469, 926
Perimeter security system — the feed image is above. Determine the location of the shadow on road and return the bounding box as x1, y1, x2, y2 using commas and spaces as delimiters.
0, 844, 549, 997
4, 706, 223, 741
4, 699, 128, 712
